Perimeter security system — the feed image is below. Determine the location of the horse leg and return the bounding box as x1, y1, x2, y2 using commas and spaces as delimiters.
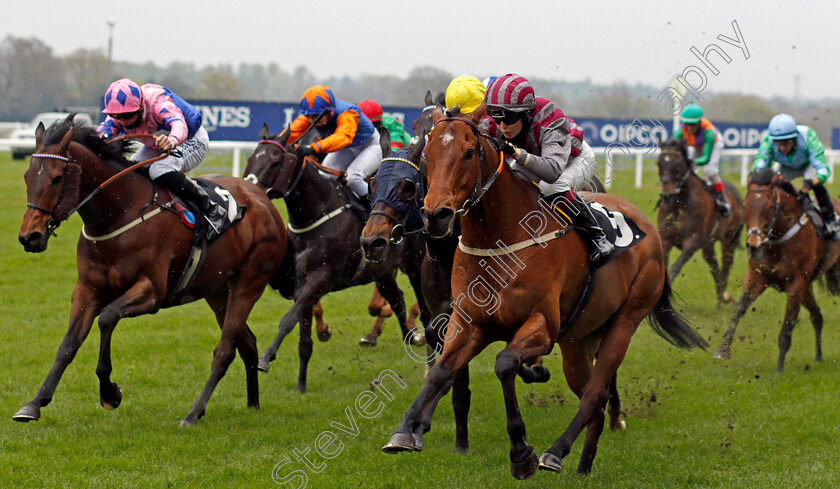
669, 238, 704, 280
384, 317, 489, 454
714, 269, 768, 359
374, 273, 409, 343
182, 277, 268, 426
542, 314, 638, 475
719, 235, 738, 303
314, 301, 331, 342
206, 294, 260, 410
801, 284, 824, 363
360, 287, 388, 346
96, 279, 158, 410
296, 303, 314, 393
607, 373, 625, 430
496, 314, 553, 480
259, 272, 329, 372
777, 278, 806, 373
700, 242, 724, 305
451, 367, 471, 453
13, 284, 102, 422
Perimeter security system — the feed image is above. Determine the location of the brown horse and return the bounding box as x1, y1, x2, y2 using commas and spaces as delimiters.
16, 115, 287, 426
657, 139, 744, 304
714, 169, 840, 371
382, 107, 707, 478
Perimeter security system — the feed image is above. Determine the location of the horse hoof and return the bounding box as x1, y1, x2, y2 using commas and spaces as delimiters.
382, 432, 415, 453
179, 417, 197, 427
380, 304, 393, 317
410, 332, 426, 346
531, 365, 551, 383
722, 292, 733, 303
610, 419, 627, 431
359, 336, 377, 347
12, 405, 41, 422
538, 452, 563, 473
258, 356, 270, 373
510, 446, 539, 480
412, 432, 424, 452
713, 347, 731, 360
317, 325, 332, 342
100, 385, 123, 410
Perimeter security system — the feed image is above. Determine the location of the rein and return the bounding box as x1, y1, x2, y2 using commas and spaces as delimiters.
26, 133, 172, 236
433, 117, 504, 215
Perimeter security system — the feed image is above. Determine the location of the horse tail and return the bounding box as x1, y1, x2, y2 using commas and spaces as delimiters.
269, 238, 297, 299
647, 271, 708, 350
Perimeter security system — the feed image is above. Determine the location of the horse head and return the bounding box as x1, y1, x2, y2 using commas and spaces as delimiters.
360, 146, 425, 263
657, 138, 692, 205
744, 169, 801, 260
244, 123, 300, 198
421, 104, 496, 238
410, 91, 445, 148
20, 114, 82, 252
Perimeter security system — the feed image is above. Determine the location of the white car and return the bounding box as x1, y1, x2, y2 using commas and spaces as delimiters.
9, 112, 95, 159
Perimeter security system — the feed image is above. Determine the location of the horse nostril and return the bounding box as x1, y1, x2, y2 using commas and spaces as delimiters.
432, 207, 455, 225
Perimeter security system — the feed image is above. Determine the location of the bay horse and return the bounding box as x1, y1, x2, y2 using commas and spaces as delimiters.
243, 125, 426, 392
16, 115, 288, 426
657, 138, 744, 304
714, 169, 840, 371
382, 107, 707, 479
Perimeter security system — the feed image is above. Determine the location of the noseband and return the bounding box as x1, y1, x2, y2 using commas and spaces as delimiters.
26, 153, 83, 236
431, 117, 503, 215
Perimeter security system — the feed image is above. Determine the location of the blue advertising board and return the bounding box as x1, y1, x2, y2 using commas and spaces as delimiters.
833, 128, 840, 150
577, 117, 767, 149
190, 99, 423, 141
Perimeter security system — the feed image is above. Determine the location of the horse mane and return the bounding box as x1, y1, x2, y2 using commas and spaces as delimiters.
43, 116, 133, 165
749, 169, 798, 196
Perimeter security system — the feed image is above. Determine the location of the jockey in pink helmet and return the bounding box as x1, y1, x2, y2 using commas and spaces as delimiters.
98, 78, 225, 231
482, 73, 613, 264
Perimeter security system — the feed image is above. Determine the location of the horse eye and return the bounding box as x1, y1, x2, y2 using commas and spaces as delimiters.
464, 148, 475, 160
398, 179, 417, 201
51, 175, 63, 185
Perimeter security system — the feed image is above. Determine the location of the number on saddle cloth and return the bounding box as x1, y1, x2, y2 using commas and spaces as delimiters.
589, 202, 647, 257
172, 179, 246, 244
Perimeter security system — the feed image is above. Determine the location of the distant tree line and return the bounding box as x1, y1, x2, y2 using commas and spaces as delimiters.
2, 35, 839, 141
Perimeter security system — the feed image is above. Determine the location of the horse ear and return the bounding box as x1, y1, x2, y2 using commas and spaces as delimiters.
469, 102, 487, 124
35, 122, 46, 149
425, 90, 433, 107
771, 172, 786, 186
432, 106, 445, 124
259, 123, 270, 140
59, 125, 74, 153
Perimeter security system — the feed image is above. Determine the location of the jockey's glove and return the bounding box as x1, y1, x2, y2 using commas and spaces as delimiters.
300, 145, 318, 157
494, 138, 517, 157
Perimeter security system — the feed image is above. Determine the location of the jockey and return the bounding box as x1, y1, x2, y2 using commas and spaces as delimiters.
289, 85, 380, 198
479, 73, 614, 264
754, 113, 839, 236
357, 100, 412, 151
673, 103, 731, 216
98, 78, 225, 231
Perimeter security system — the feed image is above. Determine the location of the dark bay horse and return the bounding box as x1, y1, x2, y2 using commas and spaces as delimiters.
382, 107, 707, 479
657, 139, 744, 304
714, 170, 840, 371
243, 125, 426, 392
17, 116, 287, 425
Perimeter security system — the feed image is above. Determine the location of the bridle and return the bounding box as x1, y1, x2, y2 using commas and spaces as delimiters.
368, 156, 426, 245
26, 133, 168, 236
430, 117, 503, 216
247, 139, 347, 199
745, 185, 807, 248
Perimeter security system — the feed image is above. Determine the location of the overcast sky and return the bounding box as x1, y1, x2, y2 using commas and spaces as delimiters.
3, 0, 836, 100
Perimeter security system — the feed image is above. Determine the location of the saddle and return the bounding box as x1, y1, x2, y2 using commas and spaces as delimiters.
338, 184, 371, 222
163, 179, 246, 306
797, 194, 840, 240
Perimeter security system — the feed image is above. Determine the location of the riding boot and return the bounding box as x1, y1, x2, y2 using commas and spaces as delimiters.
713, 189, 732, 217
154, 171, 227, 233
565, 195, 615, 265
813, 184, 840, 237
